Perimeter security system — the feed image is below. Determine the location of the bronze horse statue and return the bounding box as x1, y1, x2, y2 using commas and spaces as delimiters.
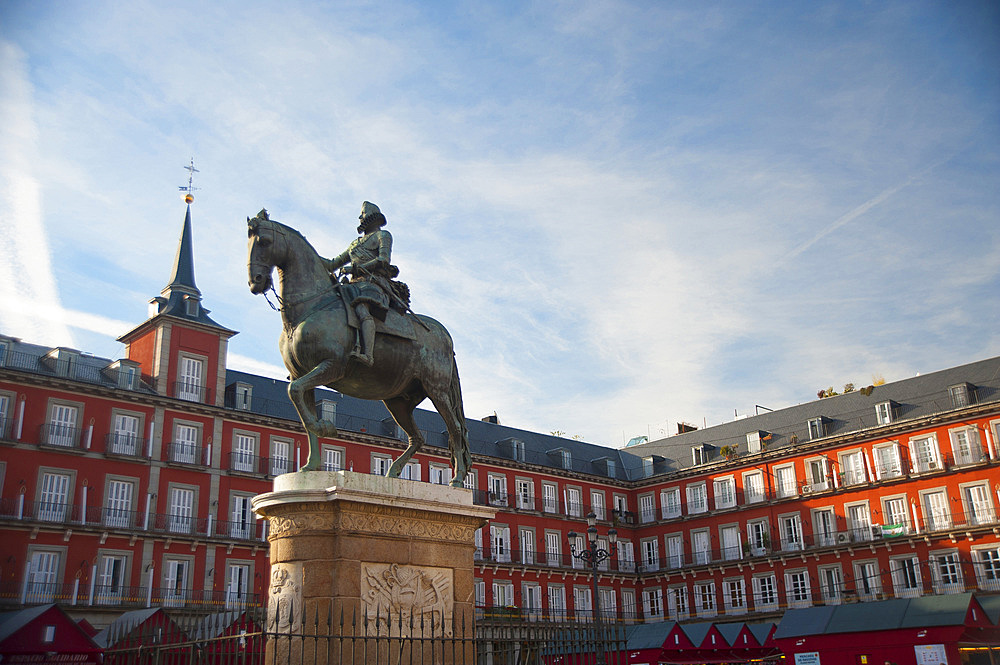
246, 209, 472, 486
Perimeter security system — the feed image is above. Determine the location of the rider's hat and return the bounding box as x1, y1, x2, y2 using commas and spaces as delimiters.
358, 201, 387, 233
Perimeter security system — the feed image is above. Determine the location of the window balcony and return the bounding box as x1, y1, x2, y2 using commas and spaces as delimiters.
38, 423, 83, 449
268, 456, 293, 476
104, 433, 147, 458
173, 380, 211, 404
166, 441, 206, 465
215, 518, 265, 541
229, 451, 267, 475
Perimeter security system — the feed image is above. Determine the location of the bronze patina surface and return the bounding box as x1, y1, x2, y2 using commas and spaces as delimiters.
247, 206, 471, 487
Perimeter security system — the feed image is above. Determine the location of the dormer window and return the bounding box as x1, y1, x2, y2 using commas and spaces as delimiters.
118, 364, 137, 390
606, 459, 616, 477
747, 431, 768, 453
511, 439, 524, 462
235, 383, 253, 410
692, 445, 708, 465
561, 450, 571, 470
318, 399, 337, 422
875, 401, 894, 425
807, 417, 827, 440
949, 384, 974, 408
44, 348, 80, 378
184, 296, 200, 317
0, 340, 7, 367
643, 457, 654, 478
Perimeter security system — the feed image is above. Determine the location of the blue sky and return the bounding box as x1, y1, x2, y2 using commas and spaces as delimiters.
1, 1, 998, 447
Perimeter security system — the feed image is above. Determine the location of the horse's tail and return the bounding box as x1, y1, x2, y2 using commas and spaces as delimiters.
449, 355, 472, 472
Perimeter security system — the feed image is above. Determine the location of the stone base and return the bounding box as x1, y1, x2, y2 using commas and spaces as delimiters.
252, 471, 495, 664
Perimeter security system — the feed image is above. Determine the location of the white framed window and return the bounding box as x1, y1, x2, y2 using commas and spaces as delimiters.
232, 433, 257, 473
950, 427, 984, 466
565, 487, 583, 517
573, 587, 593, 622
875, 401, 893, 425
639, 493, 655, 523
233, 383, 252, 410
686, 482, 707, 514
818, 565, 843, 604
839, 449, 867, 486
889, 555, 922, 598
930, 550, 964, 594
27, 549, 62, 604
490, 524, 511, 563
785, 569, 811, 608
429, 464, 449, 485
463, 471, 476, 490
38, 471, 71, 522
571, 533, 585, 569
598, 588, 616, 621
747, 431, 762, 453
474, 528, 483, 560
518, 528, 534, 565
775, 464, 797, 498
962, 482, 994, 525
474, 579, 485, 608
545, 531, 561, 567
590, 490, 605, 520
371, 454, 391, 476
949, 384, 971, 408
921, 489, 951, 531
110, 412, 142, 456
270, 439, 291, 475
854, 560, 883, 601
882, 496, 910, 534
812, 507, 837, 546
694, 582, 716, 617
752, 574, 778, 611
613, 494, 627, 517
523, 583, 542, 620
665, 533, 684, 569
743, 471, 765, 503
642, 457, 654, 477
492, 580, 514, 608
321, 446, 344, 472
168, 486, 195, 534
691, 529, 710, 565
660, 487, 681, 519
616, 540, 635, 572
547, 585, 566, 620
172, 423, 199, 464
163, 558, 191, 607
909, 435, 941, 473
46, 402, 79, 448
667, 585, 689, 620
560, 450, 572, 470
542, 483, 558, 513
516, 479, 535, 510
177, 355, 205, 402
723, 578, 746, 614
973, 546, 1000, 592
692, 445, 708, 465
230, 494, 254, 539
713, 476, 736, 509
748, 518, 769, 556
846, 502, 872, 542
720, 524, 741, 561
805, 457, 829, 490
0, 391, 12, 440
641, 538, 660, 572
226, 562, 252, 609
96, 552, 128, 605
400, 460, 421, 481
873, 442, 902, 479
808, 417, 826, 440
621, 589, 636, 622
317, 399, 336, 423
642, 587, 663, 619
104, 478, 135, 529
779, 513, 803, 551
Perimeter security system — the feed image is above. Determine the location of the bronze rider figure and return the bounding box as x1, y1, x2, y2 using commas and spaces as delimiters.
323, 201, 395, 367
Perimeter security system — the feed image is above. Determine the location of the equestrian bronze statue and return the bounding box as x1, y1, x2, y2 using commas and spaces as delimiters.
246, 205, 472, 487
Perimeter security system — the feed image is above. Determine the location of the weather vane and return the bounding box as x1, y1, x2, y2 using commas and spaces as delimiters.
179, 158, 200, 204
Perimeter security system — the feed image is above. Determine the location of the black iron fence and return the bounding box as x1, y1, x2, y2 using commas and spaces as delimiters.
102, 604, 627, 664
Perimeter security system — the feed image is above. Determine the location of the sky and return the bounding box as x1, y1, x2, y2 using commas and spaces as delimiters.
1, 1, 998, 448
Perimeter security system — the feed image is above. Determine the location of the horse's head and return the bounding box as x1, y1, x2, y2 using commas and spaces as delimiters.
247, 208, 279, 294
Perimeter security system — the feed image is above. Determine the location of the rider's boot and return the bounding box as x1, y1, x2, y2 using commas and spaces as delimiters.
351, 311, 376, 367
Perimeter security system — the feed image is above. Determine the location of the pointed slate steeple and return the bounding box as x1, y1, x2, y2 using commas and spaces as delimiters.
165, 204, 199, 296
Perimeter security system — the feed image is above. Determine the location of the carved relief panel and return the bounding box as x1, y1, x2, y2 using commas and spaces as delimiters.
361, 563, 454, 637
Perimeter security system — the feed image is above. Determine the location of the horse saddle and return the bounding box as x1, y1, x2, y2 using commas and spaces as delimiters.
344, 302, 417, 341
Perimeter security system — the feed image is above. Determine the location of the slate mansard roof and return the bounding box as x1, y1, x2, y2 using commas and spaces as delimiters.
625, 355, 1000, 477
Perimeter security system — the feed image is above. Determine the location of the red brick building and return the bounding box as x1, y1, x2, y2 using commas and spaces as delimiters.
1, 202, 999, 631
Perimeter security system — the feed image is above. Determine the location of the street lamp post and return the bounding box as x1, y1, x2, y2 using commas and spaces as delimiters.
568, 512, 617, 665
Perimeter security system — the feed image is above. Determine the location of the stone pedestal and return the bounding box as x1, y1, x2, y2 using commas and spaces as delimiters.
252, 471, 495, 664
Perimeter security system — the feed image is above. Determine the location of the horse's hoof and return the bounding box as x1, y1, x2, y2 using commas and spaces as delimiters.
349, 351, 374, 367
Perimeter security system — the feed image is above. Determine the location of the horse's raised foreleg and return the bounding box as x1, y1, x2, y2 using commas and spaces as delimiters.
288, 359, 343, 471
383, 393, 426, 479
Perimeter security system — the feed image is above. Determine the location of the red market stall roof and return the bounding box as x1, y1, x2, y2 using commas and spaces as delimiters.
0, 604, 102, 664
773, 593, 993, 665
625, 619, 779, 664
626, 621, 677, 664
93, 606, 187, 649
